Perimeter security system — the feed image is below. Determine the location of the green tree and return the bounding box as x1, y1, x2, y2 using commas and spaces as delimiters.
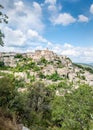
27, 82, 53, 128
46, 71, 62, 81
14, 53, 23, 58
0, 77, 16, 109
0, 4, 8, 46
0, 76, 20, 130
0, 61, 4, 67
52, 84, 93, 130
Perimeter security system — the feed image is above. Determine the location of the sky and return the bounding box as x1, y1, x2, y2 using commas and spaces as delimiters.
0, 0, 93, 63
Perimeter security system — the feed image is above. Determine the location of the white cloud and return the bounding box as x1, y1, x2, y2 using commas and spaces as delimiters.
51, 13, 76, 26
0, 46, 25, 53
83, 48, 93, 57
3, 26, 49, 49
90, 4, 93, 14
61, 50, 79, 57
48, 43, 93, 63
60, 43, 80, 57
64, 43, 73, 48
33, 2, 42, 16
61, 44, 93, 63
78, 15, 89, 22
6, 0, 44, 32
27, 29, 47, 43
48, 4, 57, 12
45, 0, 56, 5
14, 1, 24, 11
45, 0, 89, 26
44, 0, 76, 26
4, 27, 26, 46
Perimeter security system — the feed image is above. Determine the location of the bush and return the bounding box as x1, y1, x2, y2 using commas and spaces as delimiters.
46, 71, 62, 81
73, 63, 84, 69
0, 77, 17, 108
52, 84, 93, 130
14, 54, 23, 58
40, 57, 48, 64
85, 67, 93, 74
25, 82, 53, 127
38, 72, 46, 79
14, 78, 26, 88
0, 61, 4, 67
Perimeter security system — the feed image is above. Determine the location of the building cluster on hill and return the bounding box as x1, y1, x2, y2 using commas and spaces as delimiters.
0, 49, 72, 67
0, 49, 93, 86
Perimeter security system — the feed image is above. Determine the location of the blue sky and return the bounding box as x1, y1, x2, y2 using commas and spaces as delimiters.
0, 0, 93, 63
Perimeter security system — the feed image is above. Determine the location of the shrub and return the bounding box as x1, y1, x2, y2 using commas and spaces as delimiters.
46, 71, 62, 81
0, 61, 4, 67
38, 72, 46, 79
85, 67, 93, 74
14, 54, 23, 58
0, 76, 17, 108
52, 84, 93, 130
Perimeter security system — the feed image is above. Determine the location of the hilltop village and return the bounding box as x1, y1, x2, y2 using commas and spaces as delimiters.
0, 49, 93, 87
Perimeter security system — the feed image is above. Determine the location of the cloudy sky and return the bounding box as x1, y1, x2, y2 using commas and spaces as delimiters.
0, 0, 93, 63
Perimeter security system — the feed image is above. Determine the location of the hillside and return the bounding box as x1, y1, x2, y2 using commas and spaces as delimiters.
0, 49, 93, 88
76, 63, 93, 68
0, 49, 93, 130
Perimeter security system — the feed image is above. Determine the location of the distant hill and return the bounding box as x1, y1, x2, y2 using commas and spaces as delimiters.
89, 63, 93, 66
75, 63, 93, 68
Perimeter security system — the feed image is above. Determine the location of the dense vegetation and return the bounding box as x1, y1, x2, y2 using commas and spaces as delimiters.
0, 55, 93, 129
73, 63, 93, 74
0, 74, 93, 130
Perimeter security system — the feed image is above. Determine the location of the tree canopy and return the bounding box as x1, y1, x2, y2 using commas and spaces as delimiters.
52, 84, 93, 130
0, 4, 8, 46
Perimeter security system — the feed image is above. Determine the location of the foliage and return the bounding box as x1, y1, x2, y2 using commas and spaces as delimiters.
81, 75, 86, 80
0, 108, 18, 130
25, 82, 53, 128
66, 57, 72, 62
38, 57, 48, 65
14, 60, 40, 72
73, 63, 93, 74
0, 76, 17, 108
0, 61, 12, 70
0, 61, 4, 67
73, 63, 84, 69
0, 73, 93, 130
52, 84, 93, 130
46, 71, 62, 81
30, 75, 35, 82
85, 67, 93, 74
33, 65, 40, 71
55, 59, 64, 68
14, 78, 26, 88
0, 76, 27, 128
0, 61, 93, 130
0, 4, 8, 46
47, 83, 58, 90
14, 53, 23, 59
38, 71, 46, 79
57, 81, 71, 89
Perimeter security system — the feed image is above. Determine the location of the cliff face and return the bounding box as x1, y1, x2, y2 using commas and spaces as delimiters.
0, 49, 93, 86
